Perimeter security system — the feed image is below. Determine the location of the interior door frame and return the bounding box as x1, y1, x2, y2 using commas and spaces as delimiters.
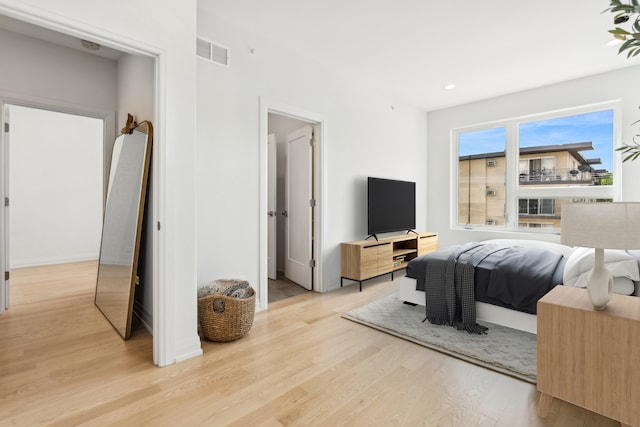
0, 4, 169, 366
259, 97, 325, 311
267, 133, 277, 280
0, 96, 116, 315
0, 103, 8, 313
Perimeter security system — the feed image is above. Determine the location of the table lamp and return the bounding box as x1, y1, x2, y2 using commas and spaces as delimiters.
561, 202, 640, 310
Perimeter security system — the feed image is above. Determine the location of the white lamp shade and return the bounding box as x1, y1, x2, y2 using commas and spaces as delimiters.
561, 203, 640, 249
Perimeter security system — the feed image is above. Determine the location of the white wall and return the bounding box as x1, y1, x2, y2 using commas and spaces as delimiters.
0, 27, 117, 110
196, 12, 428, 303
0, 0, 201, 366
117, 54, 155, 128
117, 53, 155, 331
427, 65, 640, 248
9, 106, 103, 267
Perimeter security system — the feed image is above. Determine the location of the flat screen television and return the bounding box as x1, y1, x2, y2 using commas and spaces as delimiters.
367, 177, 416, 237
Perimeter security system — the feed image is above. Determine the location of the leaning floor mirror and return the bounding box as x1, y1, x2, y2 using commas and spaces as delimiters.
95, 117, 153, 340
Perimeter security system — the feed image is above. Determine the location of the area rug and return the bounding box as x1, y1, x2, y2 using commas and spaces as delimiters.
342, 293, 537, 384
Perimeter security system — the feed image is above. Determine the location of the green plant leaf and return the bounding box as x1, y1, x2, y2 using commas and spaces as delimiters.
624, 152, 640, 161
607, 1, 640, 161
610, 28, 632, 35
620, 39, 634, 53
617, 140, 640, 161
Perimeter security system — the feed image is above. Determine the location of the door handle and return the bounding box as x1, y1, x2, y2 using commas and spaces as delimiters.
268, 211, 276, 217
282, 211, 288, 217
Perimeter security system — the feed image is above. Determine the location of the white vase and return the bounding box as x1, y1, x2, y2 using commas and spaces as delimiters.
586, 248, 613, 310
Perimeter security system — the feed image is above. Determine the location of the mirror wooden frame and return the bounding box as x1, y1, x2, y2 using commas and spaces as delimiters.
95, 120, 153, 339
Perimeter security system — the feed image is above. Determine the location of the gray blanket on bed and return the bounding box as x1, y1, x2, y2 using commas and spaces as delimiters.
423, 242, 510, 334
417, 241, 565, 333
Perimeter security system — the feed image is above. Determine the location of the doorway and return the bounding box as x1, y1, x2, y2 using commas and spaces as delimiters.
0, 102, 111, 314
267, 115, 315, 302
261, 101, 325, 309
0, 7, 166, 364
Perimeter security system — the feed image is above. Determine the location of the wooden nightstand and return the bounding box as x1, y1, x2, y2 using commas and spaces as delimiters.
537, 285, 640, 427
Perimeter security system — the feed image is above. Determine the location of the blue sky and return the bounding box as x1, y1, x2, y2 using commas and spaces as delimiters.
459, 109, 614, 172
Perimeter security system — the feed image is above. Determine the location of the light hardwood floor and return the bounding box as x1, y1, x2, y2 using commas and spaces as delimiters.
0, 262, 619, 426
268, 276, 308, 303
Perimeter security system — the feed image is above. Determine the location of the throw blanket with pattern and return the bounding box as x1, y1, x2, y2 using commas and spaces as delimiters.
423, 242, 508, 334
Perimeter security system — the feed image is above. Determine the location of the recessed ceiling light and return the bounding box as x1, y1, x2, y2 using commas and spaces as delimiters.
444, 84, 456, 90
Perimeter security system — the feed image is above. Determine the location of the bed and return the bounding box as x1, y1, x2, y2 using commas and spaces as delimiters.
398, 239, 640, 334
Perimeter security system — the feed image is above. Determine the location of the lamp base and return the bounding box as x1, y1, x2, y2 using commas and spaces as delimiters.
587, 248, 613, 310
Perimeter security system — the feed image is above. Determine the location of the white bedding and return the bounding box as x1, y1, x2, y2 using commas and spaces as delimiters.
563, 247, 640, 296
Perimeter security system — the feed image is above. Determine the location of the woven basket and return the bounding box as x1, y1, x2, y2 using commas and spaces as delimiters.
198, 287, 255, 342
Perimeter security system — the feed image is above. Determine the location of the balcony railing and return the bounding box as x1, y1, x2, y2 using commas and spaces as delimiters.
519, 167, 596, 184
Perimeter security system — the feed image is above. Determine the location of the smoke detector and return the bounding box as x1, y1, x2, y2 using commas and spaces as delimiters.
81, 40, 101, 51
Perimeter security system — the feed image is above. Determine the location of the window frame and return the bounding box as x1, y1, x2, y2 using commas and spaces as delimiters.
450, 101, 622, 233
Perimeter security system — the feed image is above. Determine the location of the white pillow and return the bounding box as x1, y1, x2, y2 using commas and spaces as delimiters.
627, 250, 640, 296
628, 250, 640, 268
612, 277, 636, 296
563, 247, 640, 295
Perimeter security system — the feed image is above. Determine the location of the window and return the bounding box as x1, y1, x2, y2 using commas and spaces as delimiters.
519, 198, 553, 215
518, 110, 614, 188
454, 102, 619, 233
519, 222, 555, 229
458, 127, 506, 227
519, 198, 555, 215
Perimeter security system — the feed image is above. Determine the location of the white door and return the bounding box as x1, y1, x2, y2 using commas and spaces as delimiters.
1, 104, 10, 313
284, 125, 313, 290
267, 133, 277, 280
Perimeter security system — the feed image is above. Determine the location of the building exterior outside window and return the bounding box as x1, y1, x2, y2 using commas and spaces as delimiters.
459, 142, 609, 229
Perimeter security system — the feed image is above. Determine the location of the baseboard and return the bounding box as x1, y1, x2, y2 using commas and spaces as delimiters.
174, 336, 203, 363
11, 255, 99, 269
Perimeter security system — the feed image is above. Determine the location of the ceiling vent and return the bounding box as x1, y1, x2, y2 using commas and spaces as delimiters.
197, 37, 230, 67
